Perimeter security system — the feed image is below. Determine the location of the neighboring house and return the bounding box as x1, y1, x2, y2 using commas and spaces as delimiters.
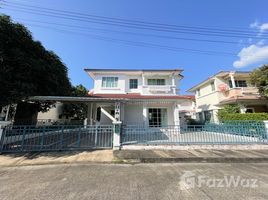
85, 69, 194, 127
37, 102, 64, 125
187, 71, 268, 123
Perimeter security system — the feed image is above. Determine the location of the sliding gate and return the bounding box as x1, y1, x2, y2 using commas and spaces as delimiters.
0, 125, 113, 152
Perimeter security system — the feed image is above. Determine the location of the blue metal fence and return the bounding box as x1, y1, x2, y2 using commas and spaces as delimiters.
121, 122, 268, 145
0, 125, 113, 152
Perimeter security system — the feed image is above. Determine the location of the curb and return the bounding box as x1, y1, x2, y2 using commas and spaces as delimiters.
136, 157, 268, 163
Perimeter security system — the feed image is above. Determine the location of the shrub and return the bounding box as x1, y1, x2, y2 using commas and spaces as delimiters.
218, 113, 268, 121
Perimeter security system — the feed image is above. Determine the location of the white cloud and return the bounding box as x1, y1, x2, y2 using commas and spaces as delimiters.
233, 44, 268, 68
250, 21, 268, 33
259, 23, 268, 32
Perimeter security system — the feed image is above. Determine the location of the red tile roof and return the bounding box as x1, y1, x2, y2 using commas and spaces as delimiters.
88, 93, 195, 100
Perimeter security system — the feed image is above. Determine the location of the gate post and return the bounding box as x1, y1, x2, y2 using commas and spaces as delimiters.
264, 121, 268, 143
112, 121, 122, 150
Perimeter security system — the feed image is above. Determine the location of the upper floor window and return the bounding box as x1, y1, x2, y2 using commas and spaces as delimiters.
236, 80, 247, 87
102, 77, 118, 88
210, 81, 215, 91
129, 79, 138, 89
197, 89, 201, 96
148, 79, 165, 85
228, 80, 247, 88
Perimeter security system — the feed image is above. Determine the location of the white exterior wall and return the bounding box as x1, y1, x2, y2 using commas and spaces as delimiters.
124, 103, 175, 125
125, 75, 143, 93
98, 103, 177, 126
37, 102, 63, 120
195, 77, 225, 113
94, 74, 126, 94
124, 104, 144, 125
92, 73, 179, 95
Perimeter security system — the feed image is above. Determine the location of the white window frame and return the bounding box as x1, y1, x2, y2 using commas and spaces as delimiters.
148, 108, 168, 127
210, 81, 215, 91
147, 79, 166, 86
197, 89, 201, 96
129, 79, 138, 89
101, 77, 118, 88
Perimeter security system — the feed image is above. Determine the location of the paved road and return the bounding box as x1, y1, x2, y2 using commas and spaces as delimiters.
0, 163, 267, 200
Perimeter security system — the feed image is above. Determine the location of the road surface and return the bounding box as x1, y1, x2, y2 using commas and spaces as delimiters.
0, 163, 267, 200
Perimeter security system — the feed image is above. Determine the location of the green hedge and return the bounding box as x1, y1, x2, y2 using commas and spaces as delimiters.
218, 113, 268, 121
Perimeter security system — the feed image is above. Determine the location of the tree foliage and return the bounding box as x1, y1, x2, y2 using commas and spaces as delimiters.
217, 104, 240, 121
0, 15, 72, 109
250, 64, 268, 98
61, 84, 88, 119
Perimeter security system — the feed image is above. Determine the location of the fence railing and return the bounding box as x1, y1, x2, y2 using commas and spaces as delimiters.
121, 123, 268, 145
0, 125, 113, 152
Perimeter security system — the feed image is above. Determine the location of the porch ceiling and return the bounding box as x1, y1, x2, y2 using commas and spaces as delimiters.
217, 97, 268, 106
29, 96, 125, 103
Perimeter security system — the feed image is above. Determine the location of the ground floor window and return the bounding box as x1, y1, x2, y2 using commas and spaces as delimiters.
148, 108, 167, 127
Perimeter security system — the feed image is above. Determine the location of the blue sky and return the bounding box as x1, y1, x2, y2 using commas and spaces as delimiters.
1, 0, 268, 94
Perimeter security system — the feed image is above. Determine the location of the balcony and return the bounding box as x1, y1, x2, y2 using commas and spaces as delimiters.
219, 87, 261, 103
142, 85, 176, 94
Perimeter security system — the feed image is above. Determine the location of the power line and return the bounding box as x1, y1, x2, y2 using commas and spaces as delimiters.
2, 1, 266, 58
12, 18, 248, 45
23, 22, 237, 56
22, 22, 268, 60
4, 0, 265, 36
2, 2, 268, 40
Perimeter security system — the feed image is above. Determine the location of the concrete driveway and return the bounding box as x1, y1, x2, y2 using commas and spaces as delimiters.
0, 163, 268, 200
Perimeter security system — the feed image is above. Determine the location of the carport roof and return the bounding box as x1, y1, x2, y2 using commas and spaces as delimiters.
88, 93, 194, 100
29, 94, 194, 102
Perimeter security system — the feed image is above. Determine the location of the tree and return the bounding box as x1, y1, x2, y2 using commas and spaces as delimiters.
217, 104, 240, 121
250, 64, 268, 98
0, 15, 72, 109
61, 84, 88, 119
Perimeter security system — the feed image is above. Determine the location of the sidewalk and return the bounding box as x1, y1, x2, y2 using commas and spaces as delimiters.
0, 150, 114, 166
1, 149, 268, 166
114, 149, 268, 163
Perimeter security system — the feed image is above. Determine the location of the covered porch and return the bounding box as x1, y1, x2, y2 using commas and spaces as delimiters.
218, 98, 268, 113
90, 100, 181, 127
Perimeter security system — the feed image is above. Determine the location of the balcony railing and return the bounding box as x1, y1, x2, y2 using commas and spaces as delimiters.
219, 87, 260, 102
142, 85, 176, 94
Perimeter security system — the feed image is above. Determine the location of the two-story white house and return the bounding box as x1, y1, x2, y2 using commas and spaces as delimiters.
188, 71, 268, 123
35, 68, 194, 127
85, 69, 194, 127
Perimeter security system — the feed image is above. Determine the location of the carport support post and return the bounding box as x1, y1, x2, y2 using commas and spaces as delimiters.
112, 121, 122, 150
0, 125, 3, 144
